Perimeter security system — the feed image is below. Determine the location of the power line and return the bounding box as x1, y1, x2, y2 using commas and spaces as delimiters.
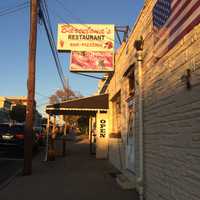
72, 72, 104, 80
0, 2, 29, 17
36, 91, 49, 98
0, 1, 28, 13
0, 5, 29, 17
45, 8, 113, 81
36, 101, 49, 107
41, 0, 67, 90
55, 0, 85, 24
52, 0, 119, 45
39, 0, 67, 91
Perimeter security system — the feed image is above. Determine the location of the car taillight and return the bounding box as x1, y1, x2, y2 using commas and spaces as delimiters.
15, 134, 24, 140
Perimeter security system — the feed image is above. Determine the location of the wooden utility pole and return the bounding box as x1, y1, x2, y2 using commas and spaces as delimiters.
24, 0, 38, 175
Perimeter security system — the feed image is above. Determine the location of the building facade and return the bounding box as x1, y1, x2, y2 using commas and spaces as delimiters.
0, 97, 11, 123
4, 96, 42, 126
6, 96, 28, 107
98, 1, 200, 199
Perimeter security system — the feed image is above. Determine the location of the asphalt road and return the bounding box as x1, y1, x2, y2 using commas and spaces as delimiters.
0, 145, 46, 188
0, 147, 40, 188
0, 159, 23, 187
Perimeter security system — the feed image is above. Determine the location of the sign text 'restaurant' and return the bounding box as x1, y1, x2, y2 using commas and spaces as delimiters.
57, 24, 115, 52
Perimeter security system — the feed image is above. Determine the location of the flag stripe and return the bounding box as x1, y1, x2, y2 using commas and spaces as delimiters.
167, 0, 193, 31
158, 13, 200, 57
153, 0, 200, 59
170, 0, 200, 35
156, 2, 200, 52
156, 6, 200, 57
157, 0, 197, 43
155, 0, 185, 40
171, 0, 178, 8
168, 14, 200, 50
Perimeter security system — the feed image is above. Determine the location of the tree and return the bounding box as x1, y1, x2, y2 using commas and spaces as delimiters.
9, 104, 26, 123
49, 88, 82, 104
49, 94, 58, 105
49, 88, 84, 129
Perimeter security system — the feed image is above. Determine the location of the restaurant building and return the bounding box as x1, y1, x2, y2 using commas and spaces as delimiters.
98, 0, 200, 199
46, 1, 200, 199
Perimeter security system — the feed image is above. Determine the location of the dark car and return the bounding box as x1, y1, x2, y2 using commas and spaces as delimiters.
0, 124, 38, 153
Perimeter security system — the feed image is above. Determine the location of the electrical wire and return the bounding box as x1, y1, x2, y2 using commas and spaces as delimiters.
44, 0, 68, 91
36, 102, 49, 107
36, 92, 50, 102
39, 0, 67, 91
0, 1, 28, 13
0, 2, 29, 17
52, 0, 119, 45
45, 2, 122, 82
72, 72, 104, 80
55, 0, 85, 24
36, 91, 49, 99
41, 0, 64, 78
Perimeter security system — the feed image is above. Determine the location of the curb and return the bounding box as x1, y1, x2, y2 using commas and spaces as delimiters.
0, 167, 22, 191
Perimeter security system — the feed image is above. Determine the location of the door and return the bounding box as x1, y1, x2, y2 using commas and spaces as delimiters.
126, 105, 136, 173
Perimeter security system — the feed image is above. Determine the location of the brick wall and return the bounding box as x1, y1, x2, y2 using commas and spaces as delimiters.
103, 0, 200, 199
142, 23, 200, 200
140, 1, 200, 199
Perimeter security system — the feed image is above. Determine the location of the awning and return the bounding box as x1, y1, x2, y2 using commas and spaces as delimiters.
46, 94, 109, 116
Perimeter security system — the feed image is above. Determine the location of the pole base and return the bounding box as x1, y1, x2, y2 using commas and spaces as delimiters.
47, 149, 55, 161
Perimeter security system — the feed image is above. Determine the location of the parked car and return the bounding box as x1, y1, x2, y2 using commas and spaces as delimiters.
0, 124, 38, 153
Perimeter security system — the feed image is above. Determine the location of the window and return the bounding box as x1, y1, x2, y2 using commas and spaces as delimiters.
116, 94, 121, 114
128, 69, 135, 96
127, 110, 134, 137
111, 91, 121, 136
123, 64, 135, 98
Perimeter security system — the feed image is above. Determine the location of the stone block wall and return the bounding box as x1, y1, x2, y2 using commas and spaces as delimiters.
142, 23, 200, 200
104, 0, 200, 199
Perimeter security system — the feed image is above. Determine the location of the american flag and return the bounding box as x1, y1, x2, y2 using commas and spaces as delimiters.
152, 0, 200, 59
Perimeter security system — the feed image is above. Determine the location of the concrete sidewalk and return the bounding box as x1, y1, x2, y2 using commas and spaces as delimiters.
0, 136, 139, 200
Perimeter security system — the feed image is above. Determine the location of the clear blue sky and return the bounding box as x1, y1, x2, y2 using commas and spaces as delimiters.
0, 0, 144, 115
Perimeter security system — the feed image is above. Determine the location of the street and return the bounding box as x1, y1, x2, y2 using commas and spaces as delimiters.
0, 159, 22, 188
0, 148, 41, 187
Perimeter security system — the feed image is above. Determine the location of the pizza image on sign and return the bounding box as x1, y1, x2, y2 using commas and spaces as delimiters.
69, 51, 114, 72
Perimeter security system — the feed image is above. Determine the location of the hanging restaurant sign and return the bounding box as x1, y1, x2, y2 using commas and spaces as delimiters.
69, 51, 114, 72
57, 24, 115, 52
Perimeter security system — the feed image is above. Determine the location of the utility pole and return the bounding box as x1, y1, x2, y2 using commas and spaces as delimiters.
24, 0, 38, 175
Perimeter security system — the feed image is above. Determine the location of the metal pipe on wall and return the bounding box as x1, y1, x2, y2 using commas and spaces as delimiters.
138, 49, 144, 200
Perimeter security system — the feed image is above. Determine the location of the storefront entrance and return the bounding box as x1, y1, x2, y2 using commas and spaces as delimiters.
45, 94, 109, 159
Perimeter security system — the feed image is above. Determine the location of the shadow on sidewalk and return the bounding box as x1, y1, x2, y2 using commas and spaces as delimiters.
0, 135, 139, 200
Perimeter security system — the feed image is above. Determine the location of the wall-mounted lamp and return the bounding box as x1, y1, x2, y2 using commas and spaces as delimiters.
181, 69, 191, 90
134, 36, 144, 51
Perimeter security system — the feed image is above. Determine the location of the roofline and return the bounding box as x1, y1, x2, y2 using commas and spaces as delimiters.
46, 93, 108, 107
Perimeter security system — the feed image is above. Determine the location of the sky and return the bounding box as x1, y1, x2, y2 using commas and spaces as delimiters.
0, 0, 144, 116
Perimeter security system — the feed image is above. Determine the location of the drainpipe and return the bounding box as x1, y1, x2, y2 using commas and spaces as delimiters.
134, 38, 144, 200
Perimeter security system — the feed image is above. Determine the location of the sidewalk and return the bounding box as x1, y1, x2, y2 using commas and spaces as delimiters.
0, 136, 139, 200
